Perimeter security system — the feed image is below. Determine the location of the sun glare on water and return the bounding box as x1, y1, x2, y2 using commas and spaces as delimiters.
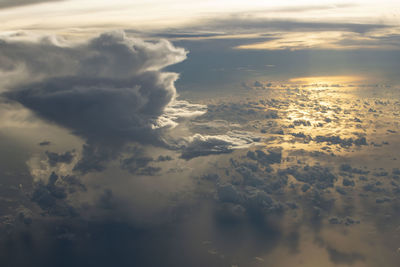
289, 75, 365, 89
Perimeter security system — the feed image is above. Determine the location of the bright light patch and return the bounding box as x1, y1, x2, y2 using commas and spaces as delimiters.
289, 75, 364, 85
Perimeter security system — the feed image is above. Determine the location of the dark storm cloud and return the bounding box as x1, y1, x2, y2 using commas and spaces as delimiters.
6, 74, 175, 144
1, 31, 265, 171
0, 0, 63, 9
1, 31, 195, 171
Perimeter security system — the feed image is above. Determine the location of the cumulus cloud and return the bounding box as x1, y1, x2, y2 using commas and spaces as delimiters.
314, 135, 367, 147
0, 31, 211, 171
216, 181, 284, 228
280, 165, 337, 190
3, 31, 188, 143
246, 148, 282, 166
1, 30, 262, 172
0, 30, 186, 78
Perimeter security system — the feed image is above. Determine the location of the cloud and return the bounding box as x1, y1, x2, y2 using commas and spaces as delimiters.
335, 33, 400, 50
143, 16, 390, 41
280, 165, 337, 190
38, 140, 51, 146
2, 32, 187, 141
0, 31, 209, 171
1, 30, 264, 180
156, 99, 207, 129
180, 131, 260, 160
197, 17, 389, 35
124, 12, 399, 51
120, 149, 162, 176
45, 150, 74, 166
328, 216, 360, 225
236, 30, 400, 50
340, 163, 369, 174
0, 30, 186, 77
31, 172, 78, 217
161, 16, 396, 51
314, 135, 367, 147
246, 148, 282, 166
342, 178, 355, 187
7, 74, 176, 144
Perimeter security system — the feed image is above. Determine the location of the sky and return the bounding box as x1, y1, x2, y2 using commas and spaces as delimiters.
1, 1, 400, 267
1, 0, 399, 47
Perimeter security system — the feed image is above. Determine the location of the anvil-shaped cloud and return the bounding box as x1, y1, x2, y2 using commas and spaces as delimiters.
2, 31, 193, 144
0, 31, 212, 171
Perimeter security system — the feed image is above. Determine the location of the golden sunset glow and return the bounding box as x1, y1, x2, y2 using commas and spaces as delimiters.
289, 75, 364, 84
1, 1, 400, 266
0, 0, 399, 51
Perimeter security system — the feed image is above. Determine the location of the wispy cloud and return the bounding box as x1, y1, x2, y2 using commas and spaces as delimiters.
136, 15, 398, 50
